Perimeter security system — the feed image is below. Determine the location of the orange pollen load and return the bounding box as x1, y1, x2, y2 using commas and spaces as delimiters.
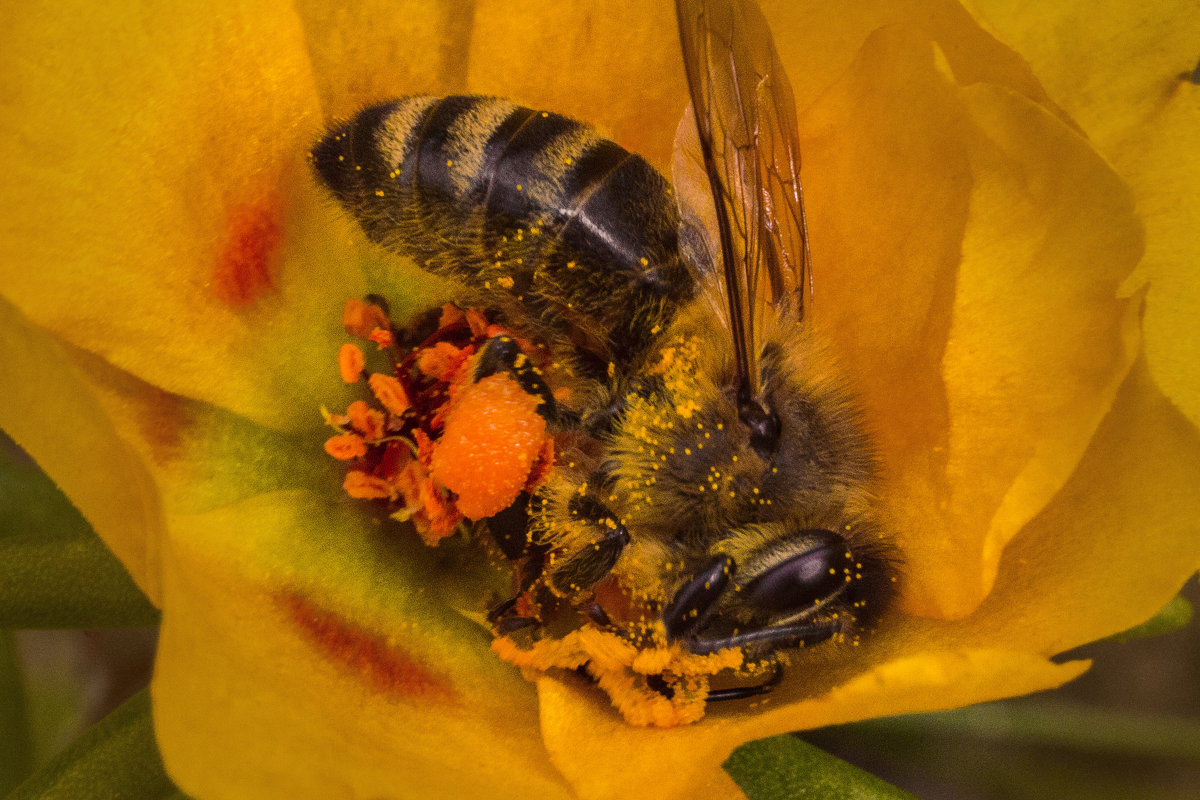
431, 373, 547, 520
324, 301, 556, 547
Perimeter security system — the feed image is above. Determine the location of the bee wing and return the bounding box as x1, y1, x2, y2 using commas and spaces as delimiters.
673, 0, 812, 396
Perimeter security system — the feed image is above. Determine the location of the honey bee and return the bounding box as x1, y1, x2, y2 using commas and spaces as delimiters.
312, 0, 896, 702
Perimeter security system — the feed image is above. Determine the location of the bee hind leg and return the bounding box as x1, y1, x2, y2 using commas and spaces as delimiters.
475, 334, 574, 425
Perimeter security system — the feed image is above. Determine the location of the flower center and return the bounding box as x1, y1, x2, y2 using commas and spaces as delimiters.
323, 298, 554, 546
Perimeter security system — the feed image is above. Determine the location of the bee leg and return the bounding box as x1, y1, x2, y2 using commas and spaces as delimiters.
486, 493, 552, 624
475, 334, 573, 424
685, 619, 842, 655
494, 614, 540, 635
486, 491, 534, 561
581, 600, 612, 627
487, 555, 545, 624
705, 661, 785, 702
547, 494, 631, 594
644, 662, 782, 702
662, 554, 736, 640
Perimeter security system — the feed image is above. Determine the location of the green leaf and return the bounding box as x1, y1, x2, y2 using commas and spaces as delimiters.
0, 433, 158, 628
848, 700, 1200, 764
724, 734, 917, 800
5, 688, 186, 800
0, 631, 34, 794
0, 533, 160, 628
1102, 594, 1193, 643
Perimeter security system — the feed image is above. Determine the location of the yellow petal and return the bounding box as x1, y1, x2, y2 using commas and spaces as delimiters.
466, 0, 687, 169
154, 490, 571, 799
0, 1, 372, 431
1116, 88, 1200, 430
0, 295, 163, 600
55, 337, 334, 518
939, 82, 1142, 615
800, 26, 1139, 619
537, 650, 1085, 800
293, 0, 475, 120
765, 0, 1059, 114
293, 1, 687, 170
963, 0, 1198, 150
965, 2, 1200, 431
924, 358, 1200, 655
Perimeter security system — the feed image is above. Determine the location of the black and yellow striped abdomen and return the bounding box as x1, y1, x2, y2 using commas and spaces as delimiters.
310, 96, 696, 371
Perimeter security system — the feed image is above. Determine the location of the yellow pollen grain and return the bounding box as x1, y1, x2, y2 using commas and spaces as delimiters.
497, 275, 515, 289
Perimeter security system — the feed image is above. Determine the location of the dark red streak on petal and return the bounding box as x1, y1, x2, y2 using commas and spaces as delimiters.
282, 594, 458, 704
212, 198, 282, 307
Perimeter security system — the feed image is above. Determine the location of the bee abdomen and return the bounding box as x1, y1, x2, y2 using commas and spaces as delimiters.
311, 96, 694, 367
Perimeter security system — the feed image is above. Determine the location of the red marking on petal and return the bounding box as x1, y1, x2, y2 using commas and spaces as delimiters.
283, 594, 457, 704
212, 199, 282, 307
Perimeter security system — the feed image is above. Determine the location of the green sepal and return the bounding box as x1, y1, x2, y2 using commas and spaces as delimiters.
0, 631, 33, 795
4, 689, 186, 800
0, 433, 158, 628
1102, 593, 1193, 643
724, 733, 917, 800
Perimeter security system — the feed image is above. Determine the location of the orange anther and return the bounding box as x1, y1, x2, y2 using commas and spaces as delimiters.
343, 470, 395, 500
343, 298, 390, 338
368, 373, 410, 416
324, 433, 368, 461
437, 303, 465, 329
339, 344, 365, 383
368, 327, 395, 349
346, 400, 385, 440
416, 341, 464, 381
465, 308, 490, 338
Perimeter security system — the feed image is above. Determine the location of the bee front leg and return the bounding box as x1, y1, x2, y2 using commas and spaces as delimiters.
545, 493, 631, 596
662, 554, 735, 640
686, 620, 842, 655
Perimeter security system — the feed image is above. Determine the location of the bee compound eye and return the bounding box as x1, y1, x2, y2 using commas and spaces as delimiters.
743, 530, 850, 613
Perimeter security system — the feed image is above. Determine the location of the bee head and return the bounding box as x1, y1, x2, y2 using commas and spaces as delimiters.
664, 523, 897, 657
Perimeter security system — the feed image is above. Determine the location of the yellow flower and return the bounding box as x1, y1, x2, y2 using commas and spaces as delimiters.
1, 1, 1198, 799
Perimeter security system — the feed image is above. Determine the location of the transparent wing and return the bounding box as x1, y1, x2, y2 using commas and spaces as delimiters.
674, 0, 811, 396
